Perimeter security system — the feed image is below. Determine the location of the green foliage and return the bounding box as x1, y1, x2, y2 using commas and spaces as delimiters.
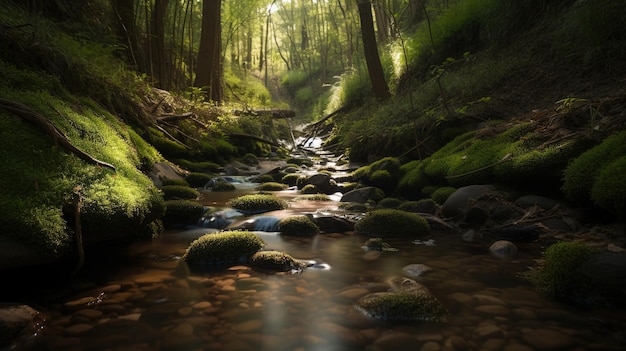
563, 130, 626, 206
355, 209, 430, 238
431, 187, 456, 205
185, 173, 214, 188
295, 86, 315, 105
160, 185, 200, 200
162, 199, 202, 229
281, 70, 309, 88
278, 215, 321, 237
224, 69, 271, 106
523, 242, 592, 301
257, 182, 288, 191
182, 231, 265, 265
226, 193, 288, 213
397, 161, 430, 199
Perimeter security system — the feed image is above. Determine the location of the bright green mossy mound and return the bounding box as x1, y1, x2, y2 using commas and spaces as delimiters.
352, 157, 402, 192
431, 187, 456, 205
563, 130, 626, 217
0, 69, 164, 260
278, 215, 320, 236
281, 173, 301, 186
378, 197, 403, 209
226, 194, 288, 214
248, 250, 306, 272
182, 231, 265, 265
355, 209, 430, 237
257, 182, 288, 191
185, 173, 214, 188
161, 185, 200, 200
301, 184, 319, 194
162, 200, 206, 228
523, 241, 592, 301
355, 290, 449, 322
397, 160, 430, 199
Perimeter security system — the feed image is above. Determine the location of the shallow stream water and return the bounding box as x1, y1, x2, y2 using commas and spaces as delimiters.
3, 151, 625, 351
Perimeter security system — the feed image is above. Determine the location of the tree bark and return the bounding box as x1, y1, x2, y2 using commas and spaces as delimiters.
195, 0, 223, 102
357, 0, 391, 100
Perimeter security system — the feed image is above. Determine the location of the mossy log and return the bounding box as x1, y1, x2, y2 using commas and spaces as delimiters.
0, 98, 116, 171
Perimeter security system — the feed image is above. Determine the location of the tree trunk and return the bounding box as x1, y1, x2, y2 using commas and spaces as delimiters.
195, 0, 223, 103
150, 0, 170, 89
111, 0, 139, 68
357, 0, 391, 100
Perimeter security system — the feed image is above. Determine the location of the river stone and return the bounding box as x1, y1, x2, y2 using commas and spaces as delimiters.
304, 173, 336, 194
311, 214, 355, 233
0, 304, 40, 348
489, 240, 518, 259
402, 264, 433, 278
340, 186, 385, 203
442, 185, 495, 218
522, 328, 575, 350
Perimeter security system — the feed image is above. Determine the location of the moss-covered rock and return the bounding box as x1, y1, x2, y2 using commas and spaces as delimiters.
226, 193, 288, 214
281, 173, 301, 186
301, 184, 319, 194
431, 186, 456, 205
397, 161, 430, 199
182, 231, 265, 265
523, 241, 592, 302
354, 287, 449, 322
242, 153, 259, 166
378, 197, 403, 209
563, 130, 626, 216
257, 181, 288, 191
278, 215, 320, 236
185, 172, 214, 188
212, 180, 236, 191
361, 238, 398, 251
355, 209, 430, 237
162, 200, 206, 228
248, 250, 307, 272
161, 185, 200, 200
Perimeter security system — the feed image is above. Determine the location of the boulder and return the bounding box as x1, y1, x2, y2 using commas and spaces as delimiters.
340, 186, 385, 203
0, 304, 40, 348
442, 185, 495, 218
489, 240, 518, 259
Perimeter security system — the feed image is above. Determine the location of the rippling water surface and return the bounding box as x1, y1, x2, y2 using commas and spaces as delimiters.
6, 189, 625, 351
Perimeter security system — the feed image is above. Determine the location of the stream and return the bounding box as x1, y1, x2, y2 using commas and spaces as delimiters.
3, 143, 625, 351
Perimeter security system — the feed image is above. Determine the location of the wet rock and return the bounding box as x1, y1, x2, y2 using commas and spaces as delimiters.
303, 173, 337, 194
475, 324, 504, 339
462, 229, 481, 243
402, 264, 433, 278
0, 304, 40, 348
248, 251, 307, 272
522, 328, 575, 350
442, 185, 495, 218
373, 332, 418, 351
311, 214, 355, 233
340, 186, 385, 203
488, 225, 539, 242
489, 240, 518, 259
514, 195, 562, 210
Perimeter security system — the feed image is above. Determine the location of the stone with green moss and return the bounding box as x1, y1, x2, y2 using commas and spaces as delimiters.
523, 241, 592, 301
281, 173, 301, 186
361, 238, 397, 251
226, 193, 288, 214
162, 200, 206, 228
161, 185, 200, 200
431, 186, 456, 205
355, 209, 430, 237
248, 250, 307, 272
278, 215, 320, 236
257, 181, 288, 191
378, 197, 403, 209
301, 184, 319, 194
212, 180, 236, 192
354, 280, 449, 322
182, 231, 265, 265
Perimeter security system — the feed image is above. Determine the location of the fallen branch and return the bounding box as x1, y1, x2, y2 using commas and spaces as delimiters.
233, 109, 296, 119
229, 133, 280, 147
158, 112, 209, 129
0, 98, 116, 171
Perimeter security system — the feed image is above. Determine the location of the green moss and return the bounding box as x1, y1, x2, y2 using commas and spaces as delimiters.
212, 180, 236, 192
355, 209, 430, 237
523, 241, 592, 300
281, 173, 301, 186
286, 157, 314, 167
182, 231, 265, 265
563, 130, 626, 205
162, 179, 190, 187
362, 238, 397, 252
352, 165, 371, 180
397, 162, 430, 199
431, 187, 456, 205
257, 182, 288, 191
295, 194, 331, 201
226, 193, 288, 214
161, 185, 200, 200
242, 153, 259, 166
185, 173, 214, 188
301, 184, 319, 194
591, 156, 626, 217
248, 250, 306, 272
162, 200, 205, 228
370, 157, 401, 173
339, 202, 369, 212
378, 197, 403, 209
175, 159, 221, 173
278, 215, 320, 236
355, 291, 449, 322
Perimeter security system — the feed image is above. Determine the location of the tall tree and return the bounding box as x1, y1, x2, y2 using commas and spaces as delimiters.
195, 0, 223, 102
150, 0, 170, 89
357, 0, 391, 100
111, 0, 139, 68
